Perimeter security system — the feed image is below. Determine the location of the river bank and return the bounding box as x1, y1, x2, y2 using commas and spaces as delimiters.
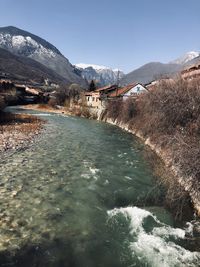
19, 103, 200, 219
100, 79, 200, 220
101, 118, 194, 218
21, 104, 72, 116
1, 107, 199, 266
0, 110, 44, 159
19, 102, 200, 220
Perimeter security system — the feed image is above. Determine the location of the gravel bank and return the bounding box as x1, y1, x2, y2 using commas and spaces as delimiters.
0, 112, 44, 160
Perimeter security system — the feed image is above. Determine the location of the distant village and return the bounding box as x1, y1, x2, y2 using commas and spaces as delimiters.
0, 61, 200, 111
83, 62, 200, 111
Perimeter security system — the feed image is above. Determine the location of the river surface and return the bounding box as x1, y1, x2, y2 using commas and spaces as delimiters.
0, 107, 200, 267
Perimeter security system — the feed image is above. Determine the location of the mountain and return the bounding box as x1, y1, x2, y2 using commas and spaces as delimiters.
0, 26, 86, 86
75, 63, 125, 86
0, 47, 67, 83
170, 51, 200, 65
120, 51, 200, 85
183, 55, 200, 68
120, 62, 181, 85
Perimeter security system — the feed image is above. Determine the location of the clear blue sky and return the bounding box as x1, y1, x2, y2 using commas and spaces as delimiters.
0, 0, 200, 73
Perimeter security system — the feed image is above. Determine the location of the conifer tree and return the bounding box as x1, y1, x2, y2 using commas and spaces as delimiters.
88, 80, 96, 91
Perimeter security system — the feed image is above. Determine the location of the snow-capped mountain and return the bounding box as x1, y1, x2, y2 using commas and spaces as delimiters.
76, 63, 110, 71
75, 63, 125, 86
170, 51, 200, 65
0, 26, 86, 86
120, 51, 200, 86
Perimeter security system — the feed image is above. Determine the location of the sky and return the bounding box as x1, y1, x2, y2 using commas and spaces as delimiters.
0, 0, 200, 73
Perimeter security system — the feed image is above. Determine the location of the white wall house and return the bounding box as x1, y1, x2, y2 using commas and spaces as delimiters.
85, 91, 102, 108
122, 83, 147, 100
108, 83, 148, 100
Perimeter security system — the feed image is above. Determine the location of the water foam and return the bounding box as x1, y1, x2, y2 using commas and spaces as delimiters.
81, 161, 99, 181
32, 113, 53, 116
107, 206, 200, 267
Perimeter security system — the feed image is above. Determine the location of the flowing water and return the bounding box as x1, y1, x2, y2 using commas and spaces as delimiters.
0, 107, 200, 267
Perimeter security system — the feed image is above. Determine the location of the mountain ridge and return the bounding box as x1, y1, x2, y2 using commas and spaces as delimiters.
0, 26, 62, 56
0, 47, 67, 83
170, 51, 200, 65
75, 63, 124, 86
120, 51, 200, 85
0, 26, 87, 87
120, 62, 182, 85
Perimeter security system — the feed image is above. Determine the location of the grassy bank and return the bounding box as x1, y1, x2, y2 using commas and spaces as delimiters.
102, 78, 200, 218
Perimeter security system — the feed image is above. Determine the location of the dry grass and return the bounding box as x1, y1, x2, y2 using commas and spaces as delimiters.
104, 78, 200, 218
0, 96, 5, 111
134, 78, 200, 137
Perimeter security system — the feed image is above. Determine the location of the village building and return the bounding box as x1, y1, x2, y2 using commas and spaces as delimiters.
84, 83, 147, 109
84, 84, 118, 108
84, 91, 101, 109
181, 63, 200, 80
108, 83, 147, 100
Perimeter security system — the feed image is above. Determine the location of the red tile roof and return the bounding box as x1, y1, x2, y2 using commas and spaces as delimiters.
84, 92, 93, 96
108, 83, 139, 97
95, 84, 117, 92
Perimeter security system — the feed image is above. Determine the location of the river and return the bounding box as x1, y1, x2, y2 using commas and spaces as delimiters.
0, 107, 199, 267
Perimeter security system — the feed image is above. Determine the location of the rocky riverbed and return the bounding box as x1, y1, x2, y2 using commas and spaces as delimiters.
0, 110, 44, 159
0, 107, 199, 266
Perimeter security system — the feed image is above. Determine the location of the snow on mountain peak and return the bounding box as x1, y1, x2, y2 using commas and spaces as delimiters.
113, 68, 122, 73
75, 63, 111, 71
0, 33, 57, 59
75, 63, 125, 86
170, 51, 200, 65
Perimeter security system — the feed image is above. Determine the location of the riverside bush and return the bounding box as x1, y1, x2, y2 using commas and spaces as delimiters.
104, 77, 200, 217
105, 78, 200, 138
0, 96, 5, 111
137, 79, 200, 136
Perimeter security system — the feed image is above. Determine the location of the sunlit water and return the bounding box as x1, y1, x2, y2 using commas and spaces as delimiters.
0, 107, 199, 267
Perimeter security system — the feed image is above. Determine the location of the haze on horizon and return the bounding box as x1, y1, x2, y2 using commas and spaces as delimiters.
0, 0, 200, 73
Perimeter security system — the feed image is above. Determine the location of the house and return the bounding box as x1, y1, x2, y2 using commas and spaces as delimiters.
85, 91, 101, 108
84, 83, 147, 109
84, 85, 118, 108
95, 84, 118, 96
108, 83, 147, 100
181, 63, 200, 80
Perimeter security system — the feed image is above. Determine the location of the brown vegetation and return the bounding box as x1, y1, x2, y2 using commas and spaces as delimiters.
104, 78, 200, 219
54, 83, 83, 106
0, 96, 5, 111
0, 112, 43, 153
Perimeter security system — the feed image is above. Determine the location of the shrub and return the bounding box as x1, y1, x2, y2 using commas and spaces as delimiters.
55, 84, 83, 106
119, 97, 137, 124
103, 78, 200, 216
106, 98, 123, 121
0, 96, 5, 111
134, 78, 200, 136
105, 97, 137, 124
48, 98, 57, 108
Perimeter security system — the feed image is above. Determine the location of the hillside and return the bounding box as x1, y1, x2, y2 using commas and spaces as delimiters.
120, 51, 200, 85
120, 62, 181, 85
75, 63, 124, 86
0, 26, 86, 86
184, 55, 200, 67
0, 47, 67, 83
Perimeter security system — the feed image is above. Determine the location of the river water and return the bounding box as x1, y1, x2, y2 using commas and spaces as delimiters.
0, 107, 200, 267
